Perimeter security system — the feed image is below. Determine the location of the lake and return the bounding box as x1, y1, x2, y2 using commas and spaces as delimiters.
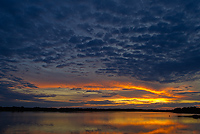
0, 111, 200, 134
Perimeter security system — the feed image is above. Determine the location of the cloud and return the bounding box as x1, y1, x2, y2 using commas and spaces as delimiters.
70, 88, 82, 91
102, 92, 117, 97
118, 89, 158, 98
176, 92, 200, 95
0, 0, 199, 84
0, 83, 40, 102
0, 0, 200, 108
91, 1, 200, 83
86, 100, 115, 105
86, 90, 102, 94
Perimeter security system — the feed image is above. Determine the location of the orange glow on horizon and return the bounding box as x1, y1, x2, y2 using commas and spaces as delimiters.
33, 81, 172, 96
111, 97, 172, 104
21, 80, 200, 107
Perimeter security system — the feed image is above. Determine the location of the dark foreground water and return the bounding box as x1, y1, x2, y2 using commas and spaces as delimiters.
0, 111, 200, 134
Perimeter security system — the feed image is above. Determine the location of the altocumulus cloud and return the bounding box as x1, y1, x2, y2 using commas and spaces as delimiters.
0, 0, 200, 107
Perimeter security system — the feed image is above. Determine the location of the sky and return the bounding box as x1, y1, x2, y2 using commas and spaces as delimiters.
0, 0, 200, 109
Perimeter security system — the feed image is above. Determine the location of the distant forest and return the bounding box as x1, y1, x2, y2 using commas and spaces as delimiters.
0, 106, 200, 114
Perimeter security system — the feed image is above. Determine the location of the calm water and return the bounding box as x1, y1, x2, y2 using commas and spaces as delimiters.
0, 111, 200, 134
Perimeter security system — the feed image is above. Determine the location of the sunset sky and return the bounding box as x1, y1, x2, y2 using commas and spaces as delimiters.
0, 0, 200, 109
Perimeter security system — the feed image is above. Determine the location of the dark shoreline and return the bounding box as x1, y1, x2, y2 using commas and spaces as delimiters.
177, 115, 200, 119
0, 106, 200, 114
0, 106, 172, 112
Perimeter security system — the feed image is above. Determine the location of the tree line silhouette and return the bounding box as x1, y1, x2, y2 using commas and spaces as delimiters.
0, 106, 199, 114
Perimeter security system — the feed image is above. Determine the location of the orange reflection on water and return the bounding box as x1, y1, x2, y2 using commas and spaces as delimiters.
83, 112, 193, 134
2, 112, 200, 134
139, 125, 187, 134
90, 112, 174, 125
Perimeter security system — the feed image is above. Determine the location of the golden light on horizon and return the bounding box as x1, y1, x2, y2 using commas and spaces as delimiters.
11, 80, 200, 108
109, 97, 172, 104
33, 81, 171, 94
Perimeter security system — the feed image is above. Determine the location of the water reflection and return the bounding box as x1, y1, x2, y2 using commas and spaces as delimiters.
0, 111, 200, 134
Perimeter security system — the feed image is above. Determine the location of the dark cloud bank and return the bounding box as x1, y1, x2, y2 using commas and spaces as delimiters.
0, 0, 200, 106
